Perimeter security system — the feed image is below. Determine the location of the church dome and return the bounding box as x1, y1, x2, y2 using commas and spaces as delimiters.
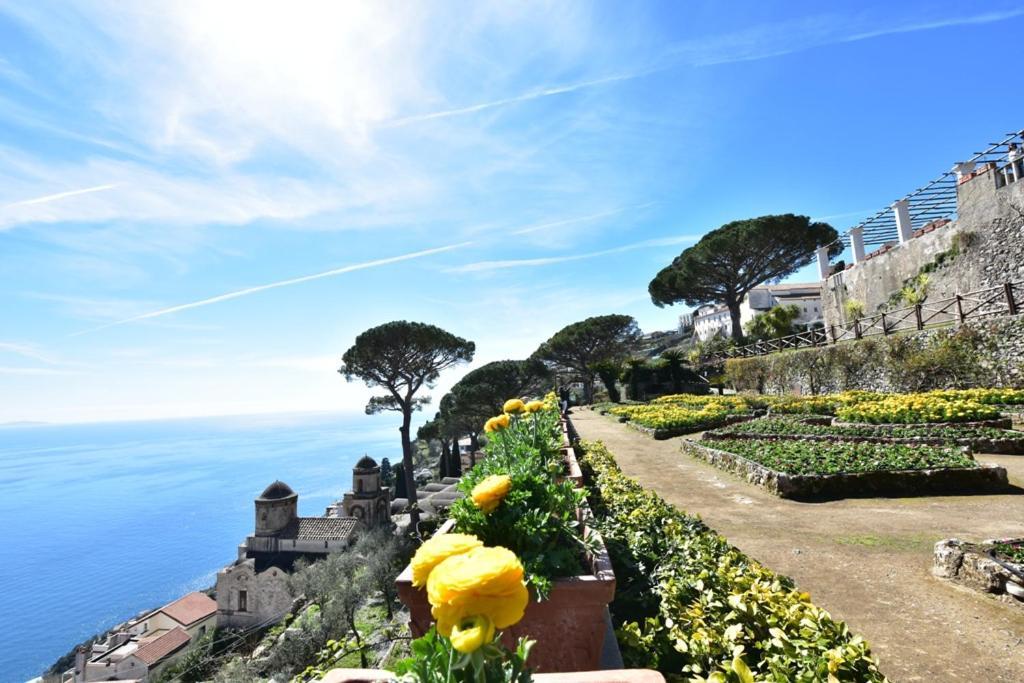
354, 455, 379, 471
258, 480, 296, 500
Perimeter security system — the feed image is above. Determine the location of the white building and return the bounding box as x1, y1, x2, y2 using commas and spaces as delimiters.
692, 283, 823, 341
67, 592, 217, 682
739, 283, 823, 328
693, 304, 732, 341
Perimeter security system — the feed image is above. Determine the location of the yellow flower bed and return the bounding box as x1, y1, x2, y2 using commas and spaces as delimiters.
610, 402, 737, 431
836, 394, 1001, 424
925, 388, 1024, 405
651, 393, 750, 412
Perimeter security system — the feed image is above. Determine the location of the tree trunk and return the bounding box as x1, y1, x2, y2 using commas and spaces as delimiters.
583, 378, 594, 404
399, 409, 420, 530
449, 436, 462, 477
439, 439, 450, 479
727, 299, 743, 340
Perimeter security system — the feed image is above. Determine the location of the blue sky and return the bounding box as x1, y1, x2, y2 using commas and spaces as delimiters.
1, 1, 1022, 423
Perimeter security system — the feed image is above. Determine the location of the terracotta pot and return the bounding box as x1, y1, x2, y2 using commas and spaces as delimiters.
320, 669, 665, 682
396, 520, 616, 673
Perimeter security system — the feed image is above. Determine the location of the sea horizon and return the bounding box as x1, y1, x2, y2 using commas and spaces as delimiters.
1, 409, 417, 682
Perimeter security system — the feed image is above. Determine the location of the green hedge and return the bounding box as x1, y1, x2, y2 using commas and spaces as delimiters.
580, 440, 887, 682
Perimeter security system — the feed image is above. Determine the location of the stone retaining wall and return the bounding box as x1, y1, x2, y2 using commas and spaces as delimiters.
680, 440, 1009, 501
934, 538, 1024, 601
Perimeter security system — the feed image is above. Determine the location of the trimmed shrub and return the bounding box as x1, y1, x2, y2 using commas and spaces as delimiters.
580, 441, 886, 682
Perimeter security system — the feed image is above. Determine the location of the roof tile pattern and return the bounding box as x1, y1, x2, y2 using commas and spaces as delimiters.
277, 516, 357, 541
134, 627, 191, 666
159, 591, 217, 626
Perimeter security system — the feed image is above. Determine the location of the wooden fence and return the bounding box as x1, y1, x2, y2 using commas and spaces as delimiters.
711, 280, 1022, 361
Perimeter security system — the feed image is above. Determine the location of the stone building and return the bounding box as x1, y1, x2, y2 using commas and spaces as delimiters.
215, 559, 292, 630
217, 480, 358, 628
330, 455, 391, 528
217, 456, 394, 629
66, 592, 217, 682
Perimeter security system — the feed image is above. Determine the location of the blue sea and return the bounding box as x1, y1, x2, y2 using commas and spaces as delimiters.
0, 411, 406, 683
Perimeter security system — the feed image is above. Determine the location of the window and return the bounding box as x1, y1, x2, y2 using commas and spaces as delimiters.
238, 590, 248, 612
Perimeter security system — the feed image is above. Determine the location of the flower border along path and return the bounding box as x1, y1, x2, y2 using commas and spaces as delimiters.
679, 439, 1009, 501
578, 440, 887, 682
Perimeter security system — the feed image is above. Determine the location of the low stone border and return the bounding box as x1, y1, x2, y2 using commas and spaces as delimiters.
625, 414, 756, 440
679, 440, 1009, 501
701, 430, 1024, 455
833, 417, 1013, 430
934, 538, 1024, 601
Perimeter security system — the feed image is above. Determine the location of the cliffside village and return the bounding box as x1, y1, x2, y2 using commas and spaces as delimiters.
63, 455, 466, 683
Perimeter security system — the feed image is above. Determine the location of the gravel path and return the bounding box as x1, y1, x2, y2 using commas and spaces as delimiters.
571, 408, 1024, 683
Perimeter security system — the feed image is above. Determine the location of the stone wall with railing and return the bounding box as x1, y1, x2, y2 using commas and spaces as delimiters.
723, 313, 1024, 395
822, 168, 1024, 329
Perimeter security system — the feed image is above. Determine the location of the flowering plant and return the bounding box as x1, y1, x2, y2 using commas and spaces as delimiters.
396, 534, 534, 682
449, 396, 587, 597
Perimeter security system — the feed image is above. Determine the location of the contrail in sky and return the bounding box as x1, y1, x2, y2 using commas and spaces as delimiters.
447, 234, 698, 274
382, 72, 649, 128
512, 203, 656, 236
3, 183, 120, 210
73, 241, 473, 336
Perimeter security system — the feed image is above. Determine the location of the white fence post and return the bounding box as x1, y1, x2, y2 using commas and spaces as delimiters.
892, 199, 913, 244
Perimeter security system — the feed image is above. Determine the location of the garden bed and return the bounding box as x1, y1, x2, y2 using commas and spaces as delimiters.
624, 413, 755, 440
679, 440, 1008, 500
704, 417, 1024, 454
833, 417, 1013, 430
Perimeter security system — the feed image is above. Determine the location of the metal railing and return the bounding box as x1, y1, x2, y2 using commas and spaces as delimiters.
828, 129, 1024, 255
711, 280, 1022, 361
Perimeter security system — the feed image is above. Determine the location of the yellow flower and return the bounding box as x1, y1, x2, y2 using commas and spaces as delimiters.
410, 533, 483, 588
503, 398, 526, 414
471, 474, 512, 513
449, 614, 495, 653
524, 400, 545, 413
427, 546, 529, 636
484, 413, 511, 433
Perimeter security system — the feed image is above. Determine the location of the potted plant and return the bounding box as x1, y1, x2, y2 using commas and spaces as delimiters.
397, 396, 616, 672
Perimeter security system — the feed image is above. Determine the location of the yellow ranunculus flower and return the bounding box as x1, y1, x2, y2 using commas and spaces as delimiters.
503, 398, 526, 414
471, 474, 512, 513
410, 533, 483, 588
427, 546, 529, 636
484, 413, 511, 433
449, 614, 495, 653
524, 400, 545, 413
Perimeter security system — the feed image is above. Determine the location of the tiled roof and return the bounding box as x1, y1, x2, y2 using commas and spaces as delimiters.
277, 516, 357, 541
159, 591, 217, 627
134, 627, 191, 666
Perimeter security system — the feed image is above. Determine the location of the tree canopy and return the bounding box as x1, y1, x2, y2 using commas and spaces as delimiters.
648, 214, 838, 339
531, 314, 641, 403
745, 304, 801, 341
340, 321, 474, 529
452, 359, 550, 416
